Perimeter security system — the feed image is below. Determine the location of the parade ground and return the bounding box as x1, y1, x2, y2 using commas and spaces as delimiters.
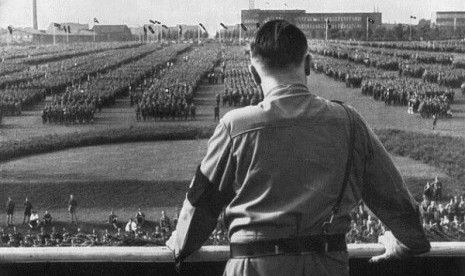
0, 70, 463, 234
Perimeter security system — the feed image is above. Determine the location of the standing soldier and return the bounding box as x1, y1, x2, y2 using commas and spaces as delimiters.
160, 210, 171, 233
109, 210, 118, 229
6, 197, 15, 226
23, 197, 33, 225
167, 20, 430, 275
215, 92, 221, 106
432, 113, 438, 130
68, 194, 78, 224
135, 102, 141, 122
190, 103, 196, 120
214, 105, 220, 121
136, 208, 146, 227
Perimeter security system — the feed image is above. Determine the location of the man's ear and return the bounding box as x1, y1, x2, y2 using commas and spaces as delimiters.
305, 54, 311, 76
249, 64, 261, 85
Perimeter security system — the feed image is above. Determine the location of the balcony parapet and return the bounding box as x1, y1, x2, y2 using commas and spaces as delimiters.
0, 242, 463, 263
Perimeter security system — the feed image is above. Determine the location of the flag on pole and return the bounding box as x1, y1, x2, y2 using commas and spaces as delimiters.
410, 16, 417, 19
240, 23, 248, 31
63, 26, 68, 33
220, 23, 228, 30
7, 26, 13, 35
162, 25, 168, 29
150, 20, 161, 25
199, 23, 207, 32
67, 26, 71, 33
368, 18, 375, 24
53, 23, 62, 28
94, 18, 99, 24
178, 25, 183, 36
326, 19, 331, 29
148, 26, 155, 34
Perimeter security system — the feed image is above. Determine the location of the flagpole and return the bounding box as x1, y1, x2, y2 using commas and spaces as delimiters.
239, 24, 242, 45
325, 19, 328, 41
409, 17, 412, 41
366, 17, 369, 41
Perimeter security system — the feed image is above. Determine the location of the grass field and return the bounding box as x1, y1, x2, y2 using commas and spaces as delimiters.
0, 140, 452, 234
0, 68, 464, 235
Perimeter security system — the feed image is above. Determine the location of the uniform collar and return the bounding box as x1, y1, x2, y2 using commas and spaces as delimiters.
264, 83, 310, 100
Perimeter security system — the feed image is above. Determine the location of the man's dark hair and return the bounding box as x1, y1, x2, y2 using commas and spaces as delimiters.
250, 19, 308, 69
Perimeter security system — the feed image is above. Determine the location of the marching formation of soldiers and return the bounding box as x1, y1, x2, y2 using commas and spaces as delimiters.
220, 50, 264, 108
309, 41, 461, 123
130, 45, 221, 122
41, 89, 100, 125
135, 99, 196, 122
223, 67, 263, 107
42, 102, 95, 125
0, 97, 22, 116
361, 78, 454, 118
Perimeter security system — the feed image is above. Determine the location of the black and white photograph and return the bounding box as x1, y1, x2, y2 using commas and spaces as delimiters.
1, 0, 465, 275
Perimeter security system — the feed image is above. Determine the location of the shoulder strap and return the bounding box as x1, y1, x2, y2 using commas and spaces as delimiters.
323, 101, 356, 230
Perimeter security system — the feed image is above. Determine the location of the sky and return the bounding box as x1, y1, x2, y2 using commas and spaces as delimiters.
0, 0, 464, 32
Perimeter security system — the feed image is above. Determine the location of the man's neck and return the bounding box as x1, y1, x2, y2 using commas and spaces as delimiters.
260, 71, 307, 98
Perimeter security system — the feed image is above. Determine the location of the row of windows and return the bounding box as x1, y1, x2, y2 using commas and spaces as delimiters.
437, 22, 465, 26
296, 23, 363, 29
10, 35, 33, 39
296, 16, 363, 22
437, 13, 465, 19
437, 18, 465, 22
263, 16, 284, 22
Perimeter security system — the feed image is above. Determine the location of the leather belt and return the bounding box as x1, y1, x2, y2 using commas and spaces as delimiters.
230, 234, 347, 258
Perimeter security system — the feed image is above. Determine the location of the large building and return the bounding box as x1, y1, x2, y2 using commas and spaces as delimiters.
436, 12, 465, 37
242, 9, 382, 39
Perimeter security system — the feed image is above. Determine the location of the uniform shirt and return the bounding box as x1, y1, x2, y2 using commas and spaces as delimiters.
173, 83, 430, 260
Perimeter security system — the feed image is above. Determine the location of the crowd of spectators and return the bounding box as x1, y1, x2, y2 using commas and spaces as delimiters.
1, 192, 230, 248
2, 176, 465, 248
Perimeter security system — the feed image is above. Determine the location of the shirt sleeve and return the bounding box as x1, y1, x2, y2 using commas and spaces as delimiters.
173, 120, 236, 262
354, 111, 431, 254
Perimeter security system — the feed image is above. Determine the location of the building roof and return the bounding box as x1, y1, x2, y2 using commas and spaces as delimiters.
93, 25, 131, 34
437, 11, 465, 14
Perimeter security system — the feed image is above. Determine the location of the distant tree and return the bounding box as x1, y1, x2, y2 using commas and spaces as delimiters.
393, 24, 405, 41
372, 26, 387, 41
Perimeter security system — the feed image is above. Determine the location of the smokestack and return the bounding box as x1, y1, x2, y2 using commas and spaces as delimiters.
249, 0, 255, 10
33, 0, 38, 30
